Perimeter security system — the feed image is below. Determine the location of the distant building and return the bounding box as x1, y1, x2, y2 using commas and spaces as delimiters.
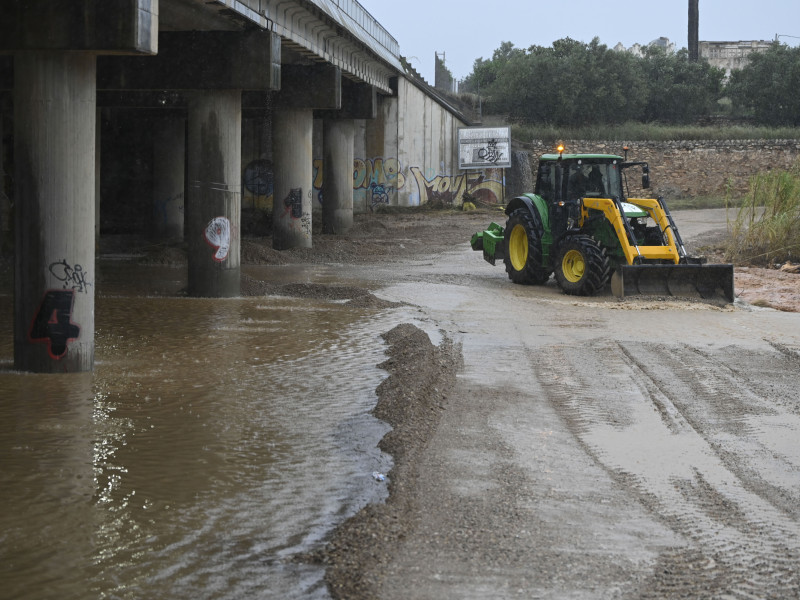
614, 37, 771, 77
614, 37, 676, 57
699, 40, 772, 76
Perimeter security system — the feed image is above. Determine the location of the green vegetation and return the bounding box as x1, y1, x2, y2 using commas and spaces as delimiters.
461, 38, 800, 130
510, 122, 800, 144
727, 44, 800, 126
725, 161, 800, 265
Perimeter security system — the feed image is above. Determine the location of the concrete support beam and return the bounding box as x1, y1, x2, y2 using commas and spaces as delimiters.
322, 119, 354, 235
153, 118, 186, 242
98, 30, 281, 91
317, 80, 376, 120
0, 0, 157, 54
276, 64, 341, 109
187, 90, 241, 298
13, 52, 96, 372
272, 108, 313, 250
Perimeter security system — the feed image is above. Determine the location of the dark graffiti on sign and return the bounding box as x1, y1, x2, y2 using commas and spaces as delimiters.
459, 126, 511, 169
476, 139, 504, 164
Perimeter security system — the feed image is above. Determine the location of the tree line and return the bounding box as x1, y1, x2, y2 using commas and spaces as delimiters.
459, 38, 800, 127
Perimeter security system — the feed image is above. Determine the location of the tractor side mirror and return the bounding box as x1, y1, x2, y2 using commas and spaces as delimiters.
642, 165, 650, 189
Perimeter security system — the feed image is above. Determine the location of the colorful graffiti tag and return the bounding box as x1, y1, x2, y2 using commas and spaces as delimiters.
408, 167, 504, 206
353, 157, 404, 191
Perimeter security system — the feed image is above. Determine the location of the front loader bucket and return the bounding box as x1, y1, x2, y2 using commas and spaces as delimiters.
611, 264, 735, 303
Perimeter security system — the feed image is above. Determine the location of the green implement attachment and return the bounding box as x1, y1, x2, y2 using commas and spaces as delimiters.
610, 263, 735, 303
470, 222, 505, 265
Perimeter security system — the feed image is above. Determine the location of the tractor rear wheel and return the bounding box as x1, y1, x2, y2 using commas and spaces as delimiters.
503, 208, 551, 285
554, 235, 611, 296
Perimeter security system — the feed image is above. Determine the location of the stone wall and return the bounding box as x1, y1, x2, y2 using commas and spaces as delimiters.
517, 140, 800, 199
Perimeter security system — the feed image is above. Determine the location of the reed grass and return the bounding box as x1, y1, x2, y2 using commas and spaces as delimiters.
724, 161, 800, 265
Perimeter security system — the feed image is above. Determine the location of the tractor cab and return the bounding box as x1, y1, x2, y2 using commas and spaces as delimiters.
534, 153, 652, 204
535, 154, 657, 244
535, 154, 624, 203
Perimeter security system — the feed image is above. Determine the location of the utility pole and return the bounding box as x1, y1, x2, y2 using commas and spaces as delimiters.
689, 0, 699, 61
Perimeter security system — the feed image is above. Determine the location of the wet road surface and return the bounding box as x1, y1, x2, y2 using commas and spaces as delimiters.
368, 247, 800, 599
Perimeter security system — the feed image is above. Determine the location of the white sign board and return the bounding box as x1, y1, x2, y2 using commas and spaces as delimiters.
458, 126, 511, 170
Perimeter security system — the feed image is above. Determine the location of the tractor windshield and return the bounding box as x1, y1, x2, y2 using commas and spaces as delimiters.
566, 161, 621, 200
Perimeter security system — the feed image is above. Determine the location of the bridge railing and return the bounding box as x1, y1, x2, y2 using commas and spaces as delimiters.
217, 0, 401, 70
330, 0, 399, 56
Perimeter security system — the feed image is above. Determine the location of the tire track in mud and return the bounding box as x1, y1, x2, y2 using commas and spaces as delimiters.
534, 340, 800, 598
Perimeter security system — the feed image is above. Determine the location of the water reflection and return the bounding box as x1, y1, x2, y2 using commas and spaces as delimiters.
0, 286, 396, 599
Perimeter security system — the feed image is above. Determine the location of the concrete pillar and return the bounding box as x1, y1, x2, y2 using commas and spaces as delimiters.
187, 90, 241, 297
153, 118, 186, 242
322, 119, 355, 235
13, 52, 96, 372
0, 111, 9, 255
272, 108, 313, 250
95, 109, 101, 245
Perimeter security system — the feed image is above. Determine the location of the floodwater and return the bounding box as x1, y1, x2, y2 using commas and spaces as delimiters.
0, 264, 403, 600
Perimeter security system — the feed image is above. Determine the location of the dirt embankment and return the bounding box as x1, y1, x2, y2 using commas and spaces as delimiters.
299, 323, 461, 598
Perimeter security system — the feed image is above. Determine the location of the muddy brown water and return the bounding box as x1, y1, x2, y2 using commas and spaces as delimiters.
0, 264, 413, 600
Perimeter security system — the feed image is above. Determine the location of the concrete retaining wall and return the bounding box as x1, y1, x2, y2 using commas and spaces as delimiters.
519, 140, 800, 200
348, 78, 504, 213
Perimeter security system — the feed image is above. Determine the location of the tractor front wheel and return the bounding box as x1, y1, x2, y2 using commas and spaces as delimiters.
554, 235, 611, 296
503, 208, 551, 285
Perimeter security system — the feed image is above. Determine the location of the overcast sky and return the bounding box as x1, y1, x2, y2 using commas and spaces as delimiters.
357, 0, 800, 84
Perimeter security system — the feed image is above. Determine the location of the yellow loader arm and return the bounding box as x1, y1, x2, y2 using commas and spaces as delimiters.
580, 197, 735, 303
580, 197, 680, 265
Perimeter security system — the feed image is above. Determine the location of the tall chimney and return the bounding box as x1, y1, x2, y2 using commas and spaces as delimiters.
689, 0, 699, 61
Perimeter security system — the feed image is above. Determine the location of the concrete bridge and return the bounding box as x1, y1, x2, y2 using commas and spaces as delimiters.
0, 0, 497, 373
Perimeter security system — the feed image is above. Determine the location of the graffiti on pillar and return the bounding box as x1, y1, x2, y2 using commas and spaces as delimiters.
244, 159, 274, 197
242, 160, 274, 212
409, 167, 504, 205
279, 187, 310, 236
369, 183, 391, 211
203, 216, 231, 262
48, 259, 92, 294
313, 160, 323, 206
284, 188, 303, 219
29, 290, 81, 360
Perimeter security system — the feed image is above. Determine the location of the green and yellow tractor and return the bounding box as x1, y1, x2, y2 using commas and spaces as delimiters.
471, 148, 734, 302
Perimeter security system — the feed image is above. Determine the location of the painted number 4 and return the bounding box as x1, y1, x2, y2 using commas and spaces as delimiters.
29, 290, 81, 359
